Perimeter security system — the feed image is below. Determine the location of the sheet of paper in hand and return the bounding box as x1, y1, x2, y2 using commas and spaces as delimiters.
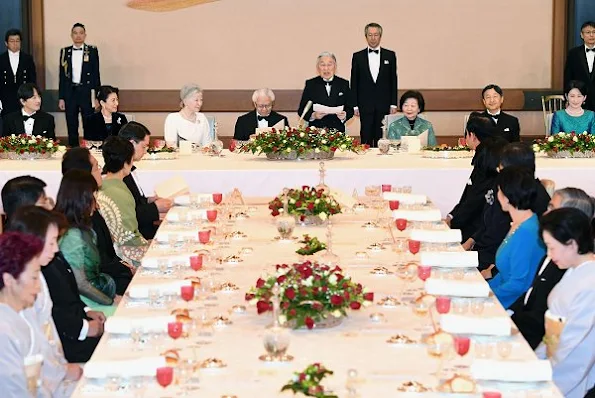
155, 176, 190, 199
313, 104, 344, 114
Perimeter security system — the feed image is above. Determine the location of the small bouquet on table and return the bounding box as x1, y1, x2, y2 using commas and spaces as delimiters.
0, 134, 62, 160
269, 185, 342, 226
422, 143, 473, 159
281, 363, 337, 398
533, 131, 595, 158
145, 139, 178, 160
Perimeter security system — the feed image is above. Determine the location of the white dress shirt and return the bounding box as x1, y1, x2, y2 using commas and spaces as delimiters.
256, 112, 269, 128
522, 256, 551, 305
324, 77, 333, 96
8, 50, 19, 76
22, 109, 36, 136
586, 45, 595, 74
71, 45, 84, 84
368, 47, 380, 83
487, 110, 501, 124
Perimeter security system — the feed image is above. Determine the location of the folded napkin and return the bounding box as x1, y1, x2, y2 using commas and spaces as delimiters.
420, 251, 478, 267
141, 252, 193, 268
471, 359, 552, 382
331, 189, 357, 209
165, 208, 207, 222
174, 193, 213, 206
392, 209, 441, 222
84, 356, 166, 379
410, 229, 462, 243
154, 227, 201, 243
425, 278, 490, 297
440, 313, 511, 336
128, 280, 192, 298
105, 315, 175, 334
382, 192, 427, 204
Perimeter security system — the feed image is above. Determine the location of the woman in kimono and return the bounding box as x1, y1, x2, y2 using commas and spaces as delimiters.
0, 232, 45, 397
539, 208, 595, 398
7, 206, 84, 396
387, 90, 437, 146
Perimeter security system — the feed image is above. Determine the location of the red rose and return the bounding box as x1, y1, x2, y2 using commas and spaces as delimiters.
245, 293, 255, 301
288, 309, 297, 317
256, 300, 270, 314
302, 185, 310, 191
307, 203, 315, 211
321, 286, 328, 293
350, 301, 361, 310
299, 288, 308, 297
314, 274, 321, 281
277, 275, 287, 284
356, 283, 363, 293
343, 291, 350, 301
295, 200, 302, 208
330, 295, 343, 306
271, 209, 280, 216
330, 146, 337, 152
285, 288, 296, 300
332, 266, 342, 273
363, 292, 374, 301
305, 317, 315, 329
281, 301, 290, 309
255, 278, 265, 288
312, 287, 319, 295
299, 372, 306, 382
312, 302, 323, 311
336, 274, 344, 282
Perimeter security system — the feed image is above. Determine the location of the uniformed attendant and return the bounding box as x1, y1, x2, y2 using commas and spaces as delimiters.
58, 23, 101, 147
0, 29, 37, 117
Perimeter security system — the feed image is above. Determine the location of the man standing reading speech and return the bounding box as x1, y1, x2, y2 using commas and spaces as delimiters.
350, 22, 398, 147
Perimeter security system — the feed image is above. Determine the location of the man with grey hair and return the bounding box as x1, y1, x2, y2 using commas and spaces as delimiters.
233, 88, 288, 141
297, 51, 353, 132
350, 22, 398, 147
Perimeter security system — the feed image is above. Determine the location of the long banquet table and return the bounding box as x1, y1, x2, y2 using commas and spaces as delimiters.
1, 149, 595, 215
70, 196, 562, 397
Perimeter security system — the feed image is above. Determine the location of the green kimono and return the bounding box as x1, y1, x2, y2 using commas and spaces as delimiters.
387, 116, 437, 146
59, 228, 117, 315
97, 178, 148, 248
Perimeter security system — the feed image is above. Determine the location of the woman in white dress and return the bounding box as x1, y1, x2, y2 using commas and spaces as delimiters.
539, 207, 595, 398
164, 83, 213, 147
0, 232, 45, 397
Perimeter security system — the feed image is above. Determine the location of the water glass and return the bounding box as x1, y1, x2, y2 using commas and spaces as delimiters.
148, 288, 160, 308
157, 259, 169, 276
106, 374, 122, 392
168, 233, 179, 248
496, 340, 512, 359
470, 300, 485, 315
452, 298, 469, 314
474, 341, 493, 359
130, 325, 144, 350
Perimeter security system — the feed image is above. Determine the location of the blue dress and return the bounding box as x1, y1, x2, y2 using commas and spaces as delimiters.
550, 110, 595, 135
489, 214, 546, 308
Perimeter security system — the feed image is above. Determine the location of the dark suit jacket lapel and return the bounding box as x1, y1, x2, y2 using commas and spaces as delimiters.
248, 110, 258, 131
66, 46, 73, 79
362, 50, 375, 83
32, 115, 45, 136
579, 49, 591, 79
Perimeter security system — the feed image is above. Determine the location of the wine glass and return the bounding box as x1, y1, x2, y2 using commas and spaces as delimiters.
381, 184, 392, 193
211, 140, 224, 156
395, 218, 407, 231
408, 239, 420, 255
212, 192, 223, 205
426, 340, 452, 378
396, 263, 417, 304
148, 288, 160, 309
435, 296, 451, 314
130, 325, 144, 351
474, 341, 493, 359
453, 336, 471, 369
206, 209, 218, 223
190, 254, 203, 271
181, 285, 194, 303
496, 340, 512, 359
389, 200, 400, 210
156, 367, 174, 389
470, 300, 485, 315
176, 358, 199, 395
198, 230, 211, 244
168, 322, 183, 341
417, 265, 431, 281
168, 233, 179, 248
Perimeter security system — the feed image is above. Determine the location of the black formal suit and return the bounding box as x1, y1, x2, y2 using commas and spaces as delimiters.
123, 166, 160, 239
233, 110, 289, 141
41, 252, 100, 363
84, 111, 127, 141
59, 44, 101, 147
449, 147, 499, 243
480, 110, 520, 143
297, 76, 353, 132
564, 45, 595, 111
91, 211, 132, 295
472, 178, 550, 270
350, 48, 398, 147
1, 110, 56, 139
509, 256, 566, 349
0, 51, 36, 116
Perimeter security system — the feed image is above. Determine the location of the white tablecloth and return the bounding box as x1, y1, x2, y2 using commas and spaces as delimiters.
2, 150, 595, 215
70, 202, 561, 398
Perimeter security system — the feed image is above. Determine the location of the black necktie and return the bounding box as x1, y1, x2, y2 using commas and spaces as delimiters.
257, 115, 268, 121
72, 47, 83, 51
587, 48, 595, 53
368, 49, 379, 54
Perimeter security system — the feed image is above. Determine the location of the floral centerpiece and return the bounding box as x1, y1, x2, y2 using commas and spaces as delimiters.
145, 140, 178, 160
240, 126, 365, 160
533, 131, 595, 158
422, 144, 473, 159
269, 186, 342, 224
296, 235, 326, 256
245, 261, 374, 329
281, 363, 337, 398
0, 134, 61, 160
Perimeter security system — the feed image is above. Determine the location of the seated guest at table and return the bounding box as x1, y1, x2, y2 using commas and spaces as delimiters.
84, 85, 127, 142
486, 167, 546, 308
297, 52, 353, 132
0, 232, 45, 396
234, 88, 289, 141
9, 205, 103, 363
387, 90, 437, 146
551, 80, 595, 135
510, 187, 595, 349
97, 136, 149, 248
62, 147, 134, 292
1, 83, 55, 138
446, 113, 501, 240
466, 142, 551, 270
164, 83, 213, 147
538, 208, 595, 398
7, 206, 84, 391
55, 169, 121, 313
119, 121, 172, 239
1, 175, 52, 222
480, 84, 520, 143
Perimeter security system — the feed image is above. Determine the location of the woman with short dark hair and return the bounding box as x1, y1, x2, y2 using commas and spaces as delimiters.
387, 90, 437, 145
487, 166, 546, 308
538, 207, 595, 398
84, 85, 128, 142
96, 136, 148, 249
